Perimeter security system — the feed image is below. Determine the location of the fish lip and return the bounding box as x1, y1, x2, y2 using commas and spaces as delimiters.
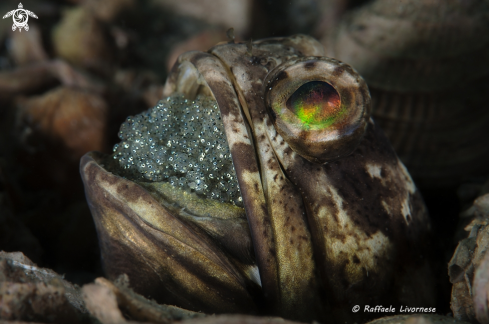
80, 50, 264, 309
80, 151, 245, 225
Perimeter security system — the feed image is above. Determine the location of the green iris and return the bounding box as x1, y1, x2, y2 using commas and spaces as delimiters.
286, 81, 342, 129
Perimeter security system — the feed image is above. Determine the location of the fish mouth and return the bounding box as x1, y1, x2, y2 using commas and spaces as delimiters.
79, 54, 261, 297
77, 41, 264, 239
81, 84, 257, 267
79, 151, 260, 313
81, 151, 250, 248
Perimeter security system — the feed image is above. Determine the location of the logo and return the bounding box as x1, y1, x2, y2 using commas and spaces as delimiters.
352, 305, 360, 313
2, 3, 38, 32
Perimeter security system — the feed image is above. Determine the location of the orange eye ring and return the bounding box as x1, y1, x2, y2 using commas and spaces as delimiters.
264, 57, 371, 163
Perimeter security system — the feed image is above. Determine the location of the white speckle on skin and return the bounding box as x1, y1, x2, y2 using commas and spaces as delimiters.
318, 187, 392, 285
222, 112, 252, 150
398, 160, 415, 194
366, 163, 382, 180
382, 200, 392, 216
313, 170, 393, 286
327, 186, 349, 227
398, 160, 416, 224
401, 195, 412, 224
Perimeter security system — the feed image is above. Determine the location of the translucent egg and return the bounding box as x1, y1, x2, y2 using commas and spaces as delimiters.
111, 94, 243, 206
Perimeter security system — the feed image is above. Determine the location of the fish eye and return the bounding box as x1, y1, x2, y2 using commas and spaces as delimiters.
286, 81, 342, 129
264, 57, 371, 163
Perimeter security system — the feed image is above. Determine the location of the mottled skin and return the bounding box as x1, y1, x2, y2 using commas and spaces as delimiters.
81, 35, 435, 323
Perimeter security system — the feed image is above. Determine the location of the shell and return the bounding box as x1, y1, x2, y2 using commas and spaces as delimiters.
0, 251, 87, 322
16, 86, 108, 161
448, 179, 489, 322
7, 23, 47, 66
326, 0, 489, 188
15, 86, 108, 193
82, 276, 204, 323
474, 249, 489, 324
52, 7, 115, 71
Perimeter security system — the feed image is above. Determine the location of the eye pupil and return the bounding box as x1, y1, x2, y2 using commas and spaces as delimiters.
286, 81, 341, 128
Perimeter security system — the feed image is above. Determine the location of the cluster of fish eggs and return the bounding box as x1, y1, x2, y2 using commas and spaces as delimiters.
112, 94, 242, 206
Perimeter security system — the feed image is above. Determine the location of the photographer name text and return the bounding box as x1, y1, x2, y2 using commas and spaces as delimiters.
363, 305, 436, 313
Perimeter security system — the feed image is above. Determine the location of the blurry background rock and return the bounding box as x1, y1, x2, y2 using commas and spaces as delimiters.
366, 315, 471, 324
15, 86, 108, 190
82, 276, 204, 324
7, 24, 48, 66
0, 251, 89, 323
252, 0, 320, 38
151, 0, 252, 36
165, 28, 228, 72
0, 251, 204, 323
83, 0, 136, 23
0, 196, 42, 264
52, 6, 116, 72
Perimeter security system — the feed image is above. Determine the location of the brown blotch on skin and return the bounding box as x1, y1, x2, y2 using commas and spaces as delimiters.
303, 61, 317, 70
332, 66, 346, 78
274, 70, 289, 83
231, 142, 259, 173
315, 124, 412, 239
268, 108, 277, 123
250, 56, 262, 65
352, 255, 361, 264
189, 52, 211, 64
